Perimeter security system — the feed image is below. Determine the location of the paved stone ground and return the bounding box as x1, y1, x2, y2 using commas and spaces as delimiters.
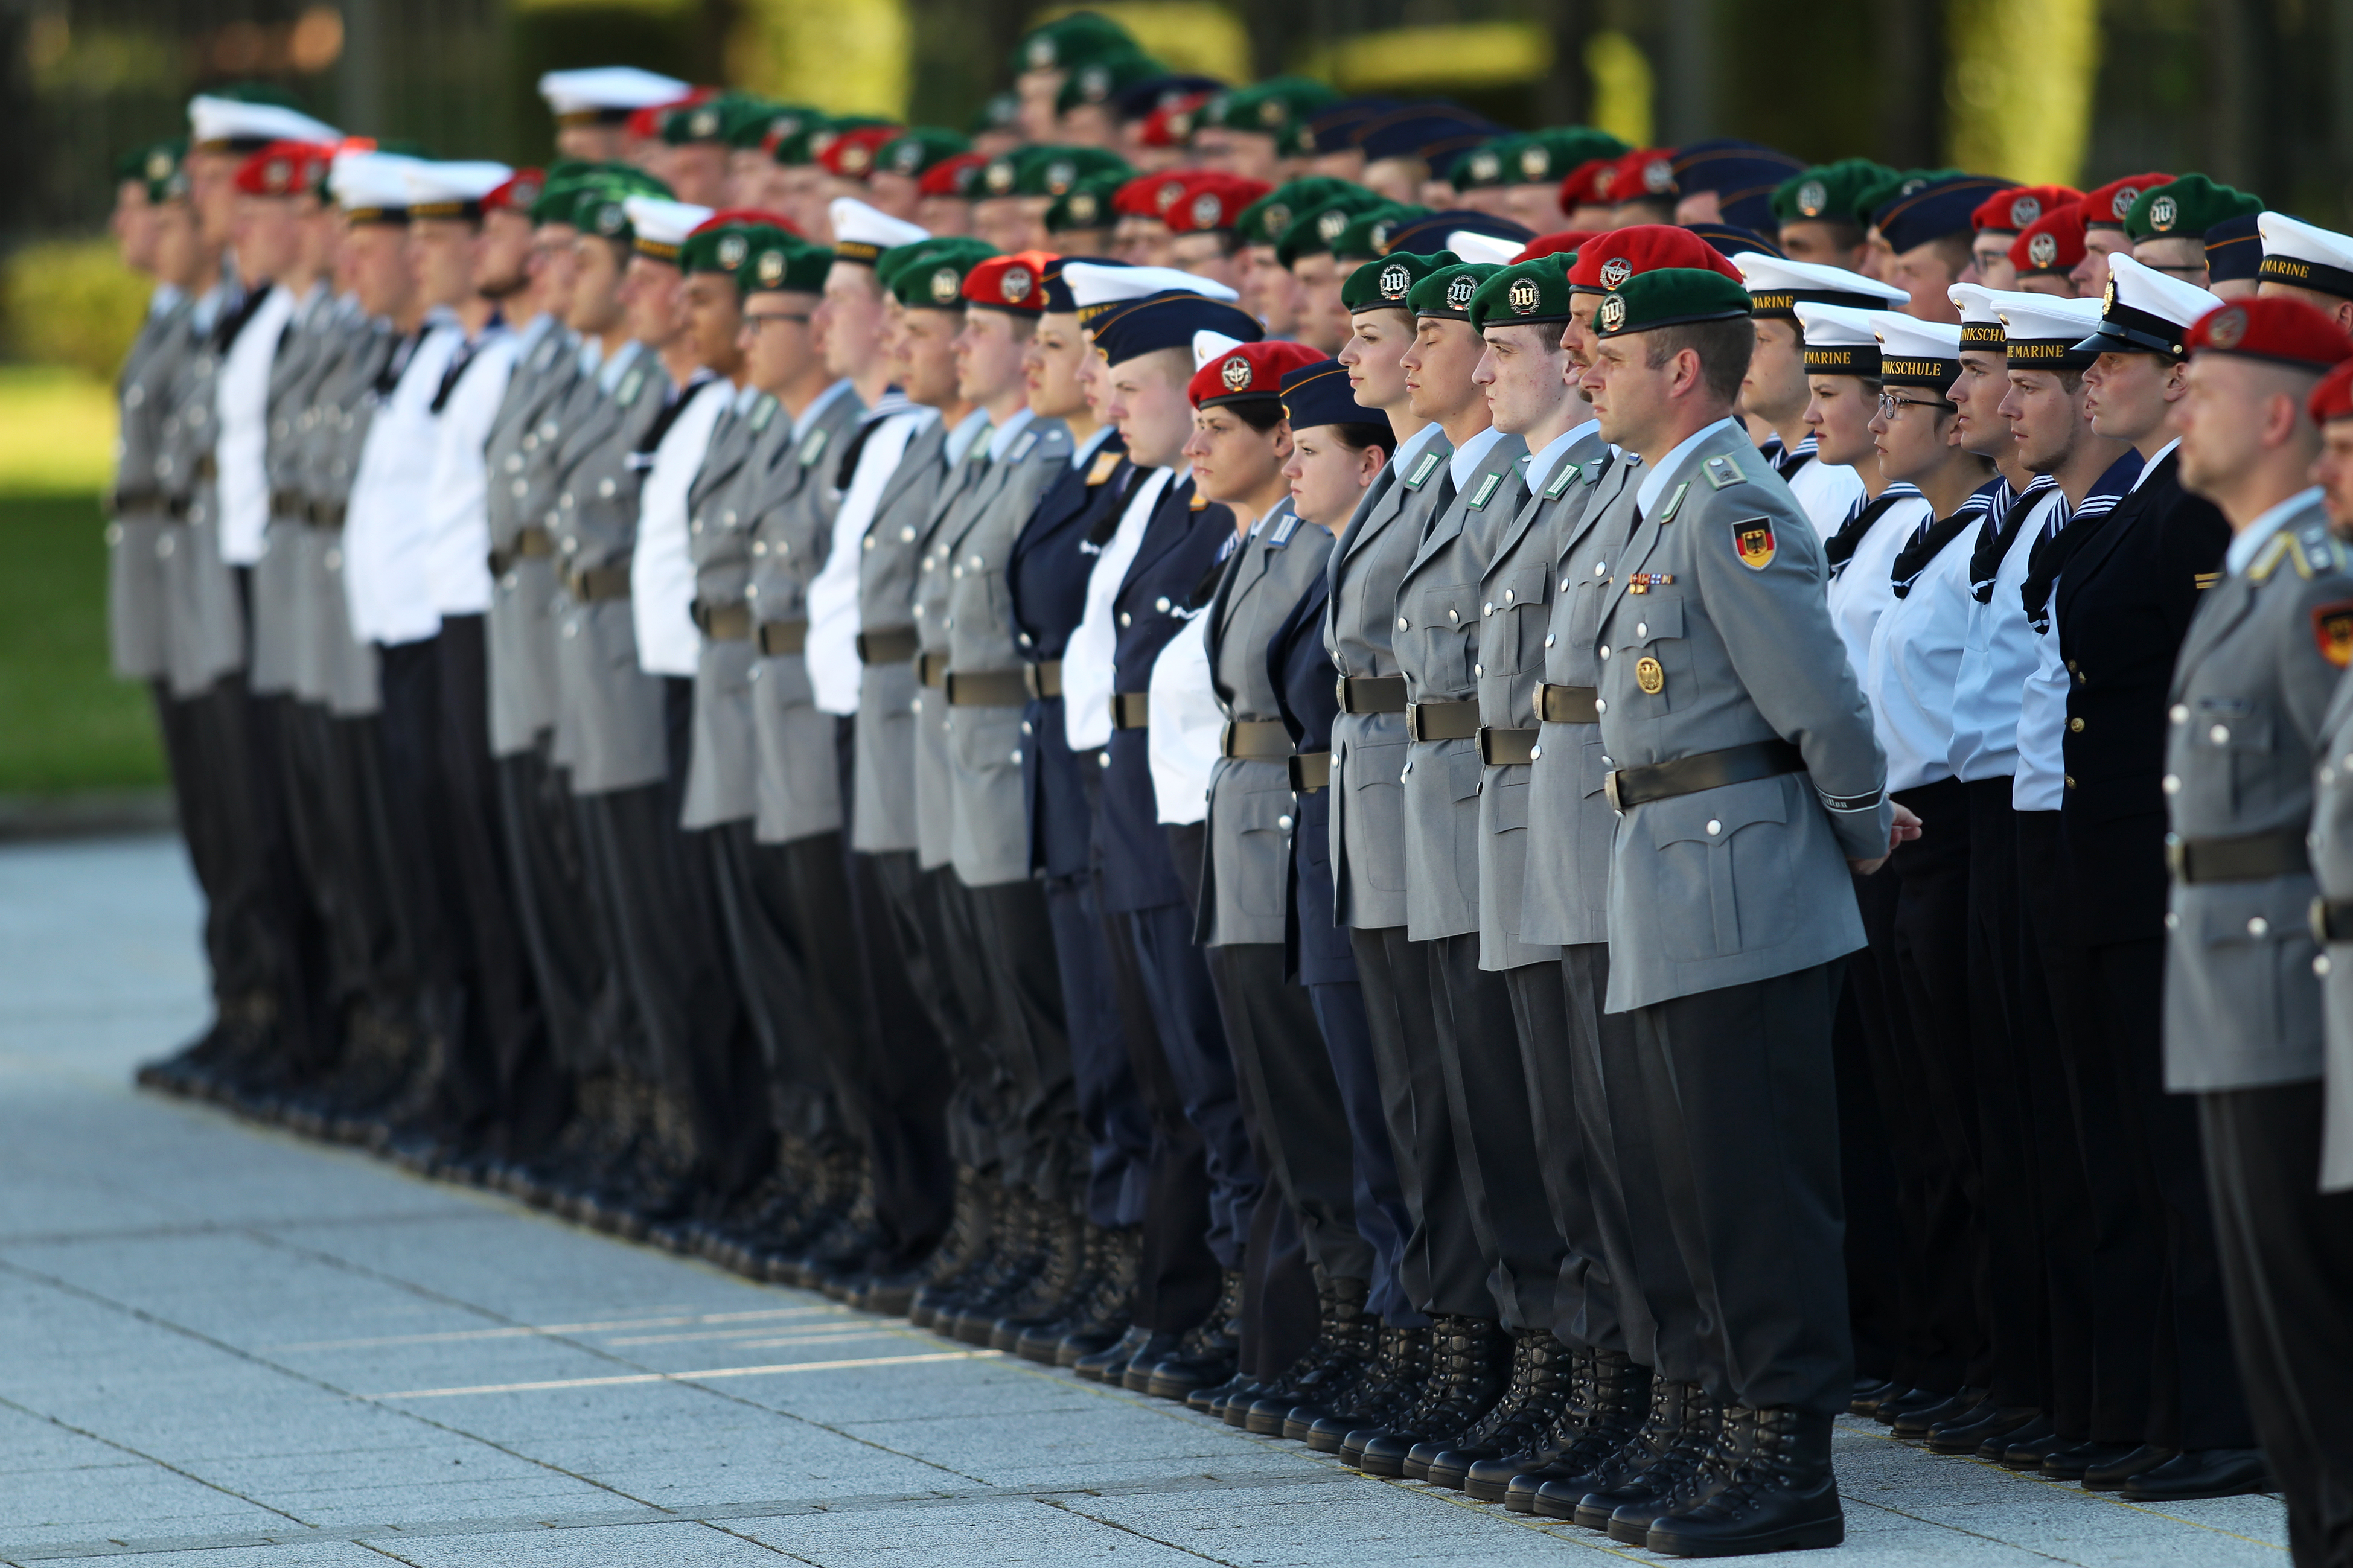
0, 835, 2293, 1566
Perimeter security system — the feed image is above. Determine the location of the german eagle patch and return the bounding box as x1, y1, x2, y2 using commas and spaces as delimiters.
1732, 516, 1777, 571
2316, 601, 2353, 668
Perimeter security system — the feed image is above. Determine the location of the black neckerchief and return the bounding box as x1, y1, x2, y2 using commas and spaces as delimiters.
2021, 505, 2090, 631
1969, 483, 2050, 602
1825, 489, 1908, 578
1085, 464, 1145, 546
1891, 509, 1978, 599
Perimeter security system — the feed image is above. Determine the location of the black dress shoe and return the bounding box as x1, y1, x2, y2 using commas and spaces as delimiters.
2037, 1439, 2141, 1480
1926, 1403, 2040, 1455
1645, 1407, 1844, 1558
2120, 1448, 2272, 1501
1848, 1378, 1898, 1417
1892, 1388, 1987, 1440
1871, 1386, 1955, 1426
2080, 1443, 2176, 1490
1073, 1325, 1175, 1384
1981, 1417, 2058, 1465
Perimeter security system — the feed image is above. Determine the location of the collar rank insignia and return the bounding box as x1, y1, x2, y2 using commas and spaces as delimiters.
1405, 450, 1442, 489
1010, 430, 1038, 462
1468, 471, 1502, 509
2316, 602, 2353, 669
615, 368, 645, 407
1702, 453, 1745, 489
1656, 480, 1690, 524
1731, 515, 1777, 571
1543, 462, 1581, 499
1271, 513, 1300, 544
1086, 448, 1122, 486
2192, 570, 2221, 590
749, 396, 777, 432
796, 425, 826, 463
1189, 489, 1209, 510
1627, 571, 1673, 594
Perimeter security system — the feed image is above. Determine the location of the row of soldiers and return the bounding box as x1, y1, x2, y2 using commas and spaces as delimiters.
109, 17, 2352, 1560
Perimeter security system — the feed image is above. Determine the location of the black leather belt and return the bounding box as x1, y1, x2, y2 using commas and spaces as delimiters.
566, 564, 632, 601
1111, 692, 1150, 730
162, 495, 193, 520
2312, 896, 2353, 944
1605, 739, 1806, 811
1336, 674, 1407, 714
1537, 683, 1600, 724
310, 499, 346, 529
1026, 660, 1064, 699
945, 669, 1029, 707
270, 488, 307, 518
2168, 829, 2310, 885
112, 487, 162, 514
1407, 699, 1480, 742
858, 626, 919, 665
488, 526, 554, 575
692, 601, 752, 641
1289, 750, 1331, 791
1221, 719, 1292, 761
758, 618, 807, 655
193, 453, 217, 482
1478, 727, 1539, 765
916, 650, 948, 688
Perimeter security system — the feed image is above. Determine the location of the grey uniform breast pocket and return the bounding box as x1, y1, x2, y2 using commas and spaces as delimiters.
1495, 567, 1550, 671
2192, 696, 2274, 819
1416, 583, 1480, 687
1613, 597, 1688, 713
1647, 777, 1793, 962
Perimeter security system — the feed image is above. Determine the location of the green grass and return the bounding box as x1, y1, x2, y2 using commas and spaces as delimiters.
0, 492, 164, 794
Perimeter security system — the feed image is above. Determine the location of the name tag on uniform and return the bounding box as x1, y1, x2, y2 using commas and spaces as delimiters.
1009, 431, 1038, 462
1542, 462, 1581, 499
1404, 451, 1441, 489
1467, 472, 1502, 509
1086, 450, 1121, 486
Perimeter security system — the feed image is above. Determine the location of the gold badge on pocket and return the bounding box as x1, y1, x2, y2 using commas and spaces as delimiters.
1635, 656, 1665, 695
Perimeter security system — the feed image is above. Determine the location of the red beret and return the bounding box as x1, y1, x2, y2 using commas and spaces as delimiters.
625, 89, 709, 142
2186, 296, 2353, 372
1140, 91, 1215, 150
1970, 183, 2081, 235
962, 250, 1058, 313
1116, 172, 1184, 219
1166, 174, 1270, 234
1513, 229, 1597, 265
1595, 148, 1679, 205
1188, 339, 1324, 407
2009, 202, 2087, 277
918, 152, 988, 199
232, 140, 331, 198
2080, 172, 2174, 229
689, 206, 799, 237
1555, 157, 1616, 214
1566, 225, 1742, 292
2309, 359, 2353, 424
818, 124, 902, 180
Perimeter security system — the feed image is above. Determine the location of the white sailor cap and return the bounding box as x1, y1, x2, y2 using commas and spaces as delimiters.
1193, 330, 1250, 371
829, 197, 930, 263
1788, 300, 1895, 374
403, 160, 514, 221
537, 66, 691, 125
1062, 262, 1240, 309
330, 150, 423, 222
622, 194, 715, 261
188, 94, 340, 152
2258, 211, 2353, 301
1738, 252, 1910, 319
1872, 314, 1965, 389
1445, 230, 1525, 267
2081, 253, 2221, 358
1994, 294, 2106, 370
1947, 281, 2047, 351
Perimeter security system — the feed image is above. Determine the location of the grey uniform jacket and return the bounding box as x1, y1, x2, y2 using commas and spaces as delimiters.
911, 431, 1002, 872
548, 348, 677, 796
1326, 434, 1455, 928
2164, 496, 2348, 1099
109, 298, 195, 681
152, 307, 244, 698
249, 288, 342, 696
1518, 438, 1639, 952
483, 321, 584, 757
852, 413, 951, 854
1199, 505, 1334, 946
296, 314, 392, 716
679, 391, 783, 830
944, 416, 1073, 888
744, 386, 869, 844
1396, 432, 1528, 941
2308, 628, 2353, 1193
1592, 422, 1891, 1013
1475, 422, 1614, 968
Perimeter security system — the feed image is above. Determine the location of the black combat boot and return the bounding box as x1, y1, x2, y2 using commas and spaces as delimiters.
1424, 1328, 1572, 1489
1242, 1276, 1374, 1434
984, 1207, 1092, 1349
1496, 1348, 1649, 1509
1140, 1267, 1244, 1397
1531, 1374, 1704, 1523
1644, 1405, 1844, 1557
1353, 1315, 1505, 1476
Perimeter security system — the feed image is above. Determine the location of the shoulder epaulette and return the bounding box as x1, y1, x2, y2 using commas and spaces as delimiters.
1702, 453, 1746, 490
2250, 529, 2317, 583
1189, 489, 1208, 511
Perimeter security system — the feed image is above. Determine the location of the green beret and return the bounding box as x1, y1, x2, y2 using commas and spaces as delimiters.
1510, 127, 1629, 185
1331, 203, 1431, 262
661, 95, 740, 147
1009, 10, 1137, 77
2125, 173, 2263, 242
1046, 170, 1125, 234
1451, 136, 1522, 192
1234, 177, 1368, 249
720, 95, 785, 147
1055, 51, 1169, 116
882, 237, 998, 310
1409, 261, 1502, 321
875, 127, 972, 179
1275, 191, 1393, 267
1771, 158, 1898, 226
1469, 258, 1576, 331
1591, 266, 1752, 337
1853, 166, 1963, 226
1343, 249, 1460, 313
681, 221, 755, 276
972, 92, 1021, 136
529, 175, 603, 226
739, 229, 831, 295
768, 113, 837, 167
1011, 145, 1132, 199
135, 139, 187, 203
1212, 77, 1341, 137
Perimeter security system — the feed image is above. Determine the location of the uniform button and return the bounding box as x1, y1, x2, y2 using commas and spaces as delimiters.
104, 522, 122, 546
2319, 954, 2335, 977
156, 534, 176, 558
2168, 703, 2189, 724
970, 554, 983, 569
1598, 646, 1610, 659
1635, 622, 1647, 637
913, 604, 924, 617
324, 549, 340, 570
752, 541, 767, 556
2249, 916, 2270, 937
1504, 589, 1515, 604
563, 622, 577, 638
2326, 765, 2340, 785
1560, 578, 1571, 592
943, 617, 952, 629
1010, 748, 1023, 763
1397, 616, 1410, 630
1601, 755, 1612, 766
1483, 602, 1495, 617
747, 663, 761, 680
2165, 911, 2180, 929
1595, 698, 1606, 713
723, 510, 737, 527
1021, 720, 1032, 734
1120, 612, 1132, 627
2068, 716, 2085, 733
1544, 634, 1555, 648
2064, 774, 2076, 789
511, 479, 528, 497
1099, 751, 1111, 768
505, 454, 524, 473
745, 585, 759, 599
1473, 663, 1483, 677
559, 492, 573, 508
1157, 596, 1172, 612
1018, 633, 1032, 646
598, 477, 616, 498
1593, 561, 1606, 575
1447, 608, 1460, 623
901, 526, 916, 541
1401, 762, 1412, 777
1705, 820, 1721, 836
952, 564, 963, 578
1529, 744, 1541, 760
2162, 773, 2180, 794
561, 537, 578, 553
2209, 724, 2230, 745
